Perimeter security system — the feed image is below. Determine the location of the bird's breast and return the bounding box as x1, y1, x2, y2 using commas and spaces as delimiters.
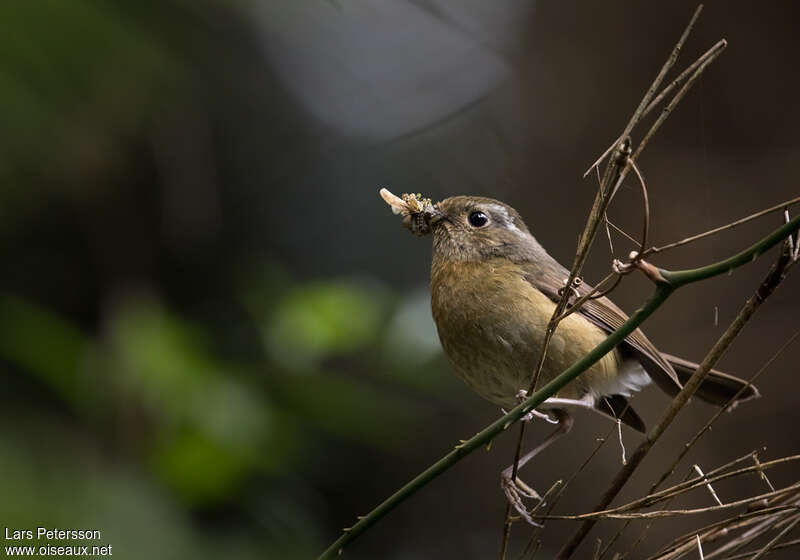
430, 258, 621, 408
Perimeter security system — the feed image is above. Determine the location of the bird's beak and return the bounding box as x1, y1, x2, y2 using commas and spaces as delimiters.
428, 207, 448, 226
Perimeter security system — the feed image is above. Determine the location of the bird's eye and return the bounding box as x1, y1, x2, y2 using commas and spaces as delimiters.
468, 211, 489, 228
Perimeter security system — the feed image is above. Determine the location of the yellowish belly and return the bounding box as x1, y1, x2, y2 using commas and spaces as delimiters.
431, 260, 622, 408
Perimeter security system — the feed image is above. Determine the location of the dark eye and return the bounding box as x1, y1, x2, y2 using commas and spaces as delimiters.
468, 211, 489, 228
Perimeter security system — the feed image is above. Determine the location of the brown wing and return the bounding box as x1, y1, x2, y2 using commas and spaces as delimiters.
524, 271, 683, 396
580, 293, 683, 395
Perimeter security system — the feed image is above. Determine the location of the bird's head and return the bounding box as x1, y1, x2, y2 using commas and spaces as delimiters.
380, 189, 546, 264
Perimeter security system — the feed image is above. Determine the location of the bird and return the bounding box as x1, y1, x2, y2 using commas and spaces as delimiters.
380, 190, 758, 522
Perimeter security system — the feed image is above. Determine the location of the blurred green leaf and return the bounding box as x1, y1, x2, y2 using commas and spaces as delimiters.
0, 293, 91, 404
150, 428, 249, 504
0, 408, 275, 559
107, 297, 296, 503
264, 281, 387, 369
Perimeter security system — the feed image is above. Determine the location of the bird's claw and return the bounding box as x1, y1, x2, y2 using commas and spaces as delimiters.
507, 390, 559, 424
501, 471, 544, 527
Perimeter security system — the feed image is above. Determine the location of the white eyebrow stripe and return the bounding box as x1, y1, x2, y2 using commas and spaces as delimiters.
486, 204, 524, 235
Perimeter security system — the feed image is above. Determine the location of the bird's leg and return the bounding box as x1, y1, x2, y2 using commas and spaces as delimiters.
501, 409, 574, 526
505, 389, 559, 423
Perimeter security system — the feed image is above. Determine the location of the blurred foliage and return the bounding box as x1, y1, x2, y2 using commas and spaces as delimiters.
0, 261, 446, 557
0, 2, 493, 555
0, 0, 454, 527
261, 281, 386, 369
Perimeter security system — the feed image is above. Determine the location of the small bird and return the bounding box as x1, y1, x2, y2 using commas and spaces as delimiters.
381, 190, 758, 520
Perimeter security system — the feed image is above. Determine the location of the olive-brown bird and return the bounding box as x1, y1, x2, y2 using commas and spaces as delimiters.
381, 190, 758, 521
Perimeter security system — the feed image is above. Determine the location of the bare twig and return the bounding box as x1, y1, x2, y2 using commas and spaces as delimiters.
556, 245, 799, 558
602, 299, 799, 559
631, 39, 727, 163
604, 214, 616, 255
538, 482, 800, 521
584, 37, 725, 181
607, 218, 641, 247
620, 460, 796, 560
555, 271, 621, 322
521, 421, 622, 559
502, 130, 631, 559
584, 5, 705, 177
650, 327, 800, 497
607, 286, 800, 557
697, 535, 705, 560
735, 515, 800, 560
721, 538, 800, 560
694, 465, 723, 507
701, 499, 800, 559
628, 157, 651, 257
753, 453, 777, 493
643, 195, 800, 258
541, 455, 800, 521
608, 467, 700, 560
650, 503, 800, 560
595, 539, 604, 560
647, 476, 800, 557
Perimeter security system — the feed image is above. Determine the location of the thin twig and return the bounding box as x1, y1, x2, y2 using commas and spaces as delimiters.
703, 499, 800, 560
753, 453, 777, 493
542, 455, 800, 520
556, 271, 621, 322
583, 5, 705, 177
650, 327, 800, 497
607, 218, 641, 247
631, 39, 727, 163
650, 483, 800, 559
522, 422, 621, 559
748, 515, 800, 560
556, 242, 799, 559
538, 483, 800, 520
697, 535, 705, 560
502, 131, 631, 558
605, 213, 616, 255
628, 157, 651, 257
595, 539, 604, 560
694, 465, 723, 506
721, 538, 800, 560
585, 35, 723, 183
639, 487, 798, 560
609, 467, 700, 560
643, 195, 800, 258
611, 298, 800, 556
650, 503, 800, 560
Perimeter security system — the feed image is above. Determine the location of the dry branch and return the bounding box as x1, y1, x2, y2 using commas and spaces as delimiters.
557, 245, 799, 558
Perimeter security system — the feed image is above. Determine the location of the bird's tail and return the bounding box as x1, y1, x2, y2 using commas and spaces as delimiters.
662, 353, 760, 407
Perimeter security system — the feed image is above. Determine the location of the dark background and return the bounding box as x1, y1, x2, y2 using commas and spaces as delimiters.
1, 1, 798, 558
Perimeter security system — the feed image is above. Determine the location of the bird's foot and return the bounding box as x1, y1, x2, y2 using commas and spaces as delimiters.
508, 389, 559, 424
501, 468, 544, 527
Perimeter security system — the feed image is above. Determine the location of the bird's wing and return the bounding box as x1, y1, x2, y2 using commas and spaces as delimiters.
523, 269, 683, 395
580, 293, 682, 394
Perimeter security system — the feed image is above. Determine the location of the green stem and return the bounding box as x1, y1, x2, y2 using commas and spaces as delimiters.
318, 285, 672, 560
663, 214, 800, 286
317, 214, 800, 560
